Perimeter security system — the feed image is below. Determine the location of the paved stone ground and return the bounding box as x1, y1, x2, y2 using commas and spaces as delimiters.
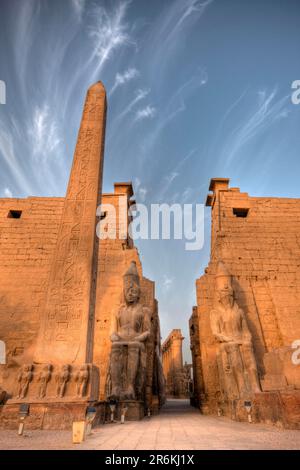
0, 399, 300, 450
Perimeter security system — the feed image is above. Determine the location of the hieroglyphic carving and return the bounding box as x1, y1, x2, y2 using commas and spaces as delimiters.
35, 83, 106, 364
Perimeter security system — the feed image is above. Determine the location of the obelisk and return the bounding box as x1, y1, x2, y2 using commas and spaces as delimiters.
35, 82, 106, 364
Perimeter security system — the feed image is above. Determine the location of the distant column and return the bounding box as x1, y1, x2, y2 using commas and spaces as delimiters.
171, 332, 184, 372
162, 329, 185, 397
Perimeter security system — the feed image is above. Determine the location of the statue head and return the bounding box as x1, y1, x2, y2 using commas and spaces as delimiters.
123, 261, 140, 304
215, 261, 234, 308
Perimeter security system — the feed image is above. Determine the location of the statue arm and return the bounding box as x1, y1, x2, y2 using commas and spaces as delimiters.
135, 307, 151, 342
110, 309, 121, 342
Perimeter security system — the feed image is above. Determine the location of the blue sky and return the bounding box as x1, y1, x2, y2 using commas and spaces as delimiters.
0, 0, 300, 360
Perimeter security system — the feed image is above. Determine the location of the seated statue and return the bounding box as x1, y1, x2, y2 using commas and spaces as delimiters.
210, 261, 261, 399
109, 261, 151, 401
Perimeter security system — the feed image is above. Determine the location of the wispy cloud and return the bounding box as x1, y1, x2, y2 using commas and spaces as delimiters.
157, 171, 179, 202
28, 105, 61, 160
221, 88, 290, 166
162, 275, 174, 291
135, 105, 156, 122
134, 177, 147, 202
116, 88, 150, 122
110, 67, 139, 95
71, 0, 86, 21
143, 0, 214, 78
62, 1, 135, 113
88, 2, 133, 79
0, 123, 33, 195
140, 69, 207, 159
3, 188, 13, 198
172, 0, 214, 36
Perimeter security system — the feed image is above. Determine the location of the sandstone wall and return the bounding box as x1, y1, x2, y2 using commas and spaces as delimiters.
192, 179, 300, 425
0, 197, 64, 392
0, 186, 161, 408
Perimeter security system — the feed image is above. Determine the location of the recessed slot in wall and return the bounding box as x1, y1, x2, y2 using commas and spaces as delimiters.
7, 210, 22, 219
233, 208, 249, 218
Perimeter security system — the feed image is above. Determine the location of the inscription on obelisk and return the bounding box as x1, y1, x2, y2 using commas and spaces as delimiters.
35, 82, 106, 364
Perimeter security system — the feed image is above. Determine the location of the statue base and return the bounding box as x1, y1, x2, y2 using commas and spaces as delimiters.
0, 400, 100, 430
100, 400, 145, 422
201, 390, 300, 429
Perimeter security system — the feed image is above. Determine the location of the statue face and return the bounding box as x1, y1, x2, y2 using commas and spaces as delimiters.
219, 285, 234, 308
124, 278, 140, 304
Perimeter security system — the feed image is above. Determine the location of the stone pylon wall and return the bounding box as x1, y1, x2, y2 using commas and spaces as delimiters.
162, 329, 186, 397
190, 178, 300, 427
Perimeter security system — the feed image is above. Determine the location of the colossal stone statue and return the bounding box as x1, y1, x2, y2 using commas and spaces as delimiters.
109, 261, 151, 401
210, 261, 261, 399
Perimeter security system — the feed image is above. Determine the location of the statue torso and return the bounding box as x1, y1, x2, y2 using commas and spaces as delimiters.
116, 303, 144, 341
216, 302, 243, 341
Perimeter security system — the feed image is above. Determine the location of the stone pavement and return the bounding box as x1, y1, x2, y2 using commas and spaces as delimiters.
0, 399, 300, 450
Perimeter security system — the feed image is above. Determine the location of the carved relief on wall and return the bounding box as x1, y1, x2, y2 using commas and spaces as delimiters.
37, 364, 52, 399
11, 363, 98, 402
55, 364, 70, 398
75, 364, 89, 397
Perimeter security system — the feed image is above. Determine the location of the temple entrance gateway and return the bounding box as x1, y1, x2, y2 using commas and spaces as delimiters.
0, 83, 165, 430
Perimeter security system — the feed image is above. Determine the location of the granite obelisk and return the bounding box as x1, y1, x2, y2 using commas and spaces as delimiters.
35, 82, 106, 364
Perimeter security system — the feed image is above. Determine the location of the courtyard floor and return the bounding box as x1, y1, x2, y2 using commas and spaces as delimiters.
0, 399, 300, 450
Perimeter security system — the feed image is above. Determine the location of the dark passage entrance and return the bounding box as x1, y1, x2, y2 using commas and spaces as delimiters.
161, 398, 194, 414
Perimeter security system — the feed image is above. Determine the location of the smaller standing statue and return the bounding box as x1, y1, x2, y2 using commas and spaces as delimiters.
210, 261, 261, 400
75, 364, 89, 397
55, 365, 70, 398
17, 364, 33, 399
109, 261, 151, 401
37, 364, 52, 399
0, 386, 7, 404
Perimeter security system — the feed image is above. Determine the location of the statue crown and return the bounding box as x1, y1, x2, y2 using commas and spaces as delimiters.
124, 261, 140, 284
